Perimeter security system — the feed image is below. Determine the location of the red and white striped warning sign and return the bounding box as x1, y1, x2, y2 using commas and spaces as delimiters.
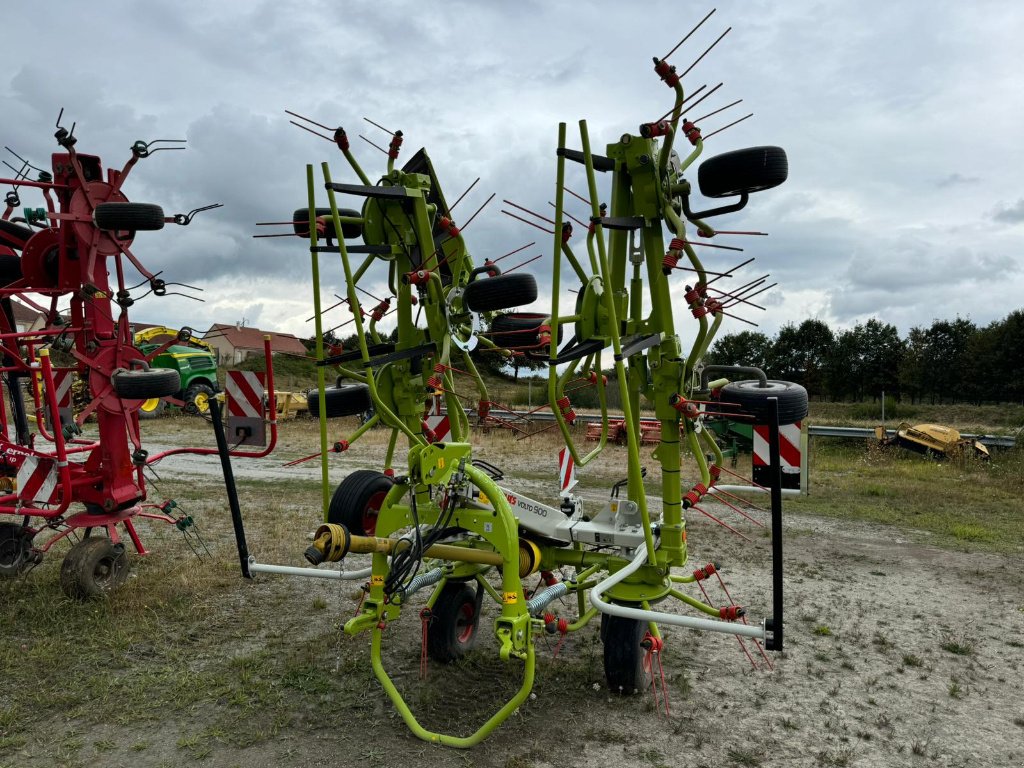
558, 447, 577, 492
17, 455, 60, 504
226, 371, 265, 418
752, 421, 802, 489
424, 414, 451, 443
44, 370, 74, 408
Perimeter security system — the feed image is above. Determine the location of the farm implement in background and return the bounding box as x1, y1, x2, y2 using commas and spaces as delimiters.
0, 117, 277, 598
225, 9, 807, 747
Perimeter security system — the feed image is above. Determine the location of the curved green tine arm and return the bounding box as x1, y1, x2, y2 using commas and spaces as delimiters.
657, 79, 686, 177
383, 428, 399, 472
340, 145, 371, 186
562, 241, 590, 284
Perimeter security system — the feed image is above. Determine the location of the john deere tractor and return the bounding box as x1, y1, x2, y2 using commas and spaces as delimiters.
132, 326, 218, 416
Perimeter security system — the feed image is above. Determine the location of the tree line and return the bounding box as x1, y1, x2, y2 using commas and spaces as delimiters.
704, 311, 1024, 404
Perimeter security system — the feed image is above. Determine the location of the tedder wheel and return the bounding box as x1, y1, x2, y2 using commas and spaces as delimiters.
291, 207, 362, 240
490, 312, 563, 350
306, 383, 372, 419
0, 219, 34, 251
697, 146, 788, 199
602, 614, 651, 694
427, 582, 481, 663
138, 397, 167, 419
719, 379, 808, 425
327, 469, 393, 536
112, 368, 181, 399
0, 254, 23, 286
463, 272, 537, 312
0, 522, 34, 577
60, 537, 129, 600
93, 202, 166, 232
184, 382, 215, 415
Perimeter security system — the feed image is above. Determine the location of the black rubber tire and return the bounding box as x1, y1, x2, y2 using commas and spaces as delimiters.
0, 254, 23, 285
719, 379, 808, 425
306, 383, 372, 419
112, 368, 181, 399
603, 615, 650, 694
698, 146, 788, 199
490, 312, 563, 349
93, 202, 165, 232
327, 469, 394, 536
184, 382, 215, 415
427, 582, 481, 663
0, 219, 34, 250
0, 522, 34, 577
60, 537, 129, 600
292, 207, 362, 240
463, 272, 537, 312
138, 397, 167, 419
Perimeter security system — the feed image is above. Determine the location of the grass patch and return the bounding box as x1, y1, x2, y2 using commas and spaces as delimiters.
787, 440, 1024, 552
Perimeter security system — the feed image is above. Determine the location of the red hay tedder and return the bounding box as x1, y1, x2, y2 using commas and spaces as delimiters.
0, 114, 275, 599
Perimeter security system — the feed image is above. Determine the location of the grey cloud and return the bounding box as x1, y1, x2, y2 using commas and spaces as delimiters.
993, 199, 1024, 224
936, 173, 980, 188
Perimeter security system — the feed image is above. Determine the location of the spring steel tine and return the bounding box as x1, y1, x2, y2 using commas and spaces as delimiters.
699, 229, 768, 237
547, 202, 588, 229
501, 209, 554, 235
502, 199, 555, 226
684, 239, 743, 252
459, 192, 495, 231
563, 186, 593, 207
707, 286, 766, 311
704, 257, 755, 287
656, 84, 710, 123
680, 82, 724, 118
671, 264, 734, 278
728, 282, 777, 305
285, 109, 335, 133
702, 113, 754, 141
504, 253, 543, 274
449, 177, 480, 212
355, 284, 385, 303
252, 233, 300, 238
693, 99, 743, 124
492, 242, 536, 264
289, 120, 334, 143
661, 8, 717, 61
717, 309, 758, 327
362, 116, 395, 136
306, 297, 347, 323
679, 27, 731, 79
726, 278, 771, 301
359, 135, 389, 155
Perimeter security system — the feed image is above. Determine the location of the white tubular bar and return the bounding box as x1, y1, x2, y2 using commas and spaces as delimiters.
247, 557, 372, 580
713, 484, 801, 497
590, 548, 767, 641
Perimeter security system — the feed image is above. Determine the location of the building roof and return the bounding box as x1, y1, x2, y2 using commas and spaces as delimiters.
203, 323, 308, 356
10, 300, 46, 327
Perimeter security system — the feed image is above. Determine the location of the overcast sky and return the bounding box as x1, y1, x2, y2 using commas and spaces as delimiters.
2, 0, 1022, 344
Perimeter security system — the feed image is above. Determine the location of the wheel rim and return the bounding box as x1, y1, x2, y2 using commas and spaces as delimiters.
455, 601, 476, 644
362, 490, 387, 536
93, 552, 122, 587
140, 398, 161, 413
194, 392, 210, 413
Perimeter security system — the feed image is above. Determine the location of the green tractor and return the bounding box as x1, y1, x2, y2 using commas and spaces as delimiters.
132, 326, 218, 417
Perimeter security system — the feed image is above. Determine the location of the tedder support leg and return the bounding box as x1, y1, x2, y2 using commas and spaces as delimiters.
209, 389, 251, 578
766, 396, 784, 651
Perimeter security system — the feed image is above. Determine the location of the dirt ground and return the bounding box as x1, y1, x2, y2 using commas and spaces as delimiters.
2, 423, 1023, 768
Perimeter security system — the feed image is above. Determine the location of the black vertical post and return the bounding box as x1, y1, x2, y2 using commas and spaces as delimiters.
765, 396, 784, 651
208, 390, 251, 578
